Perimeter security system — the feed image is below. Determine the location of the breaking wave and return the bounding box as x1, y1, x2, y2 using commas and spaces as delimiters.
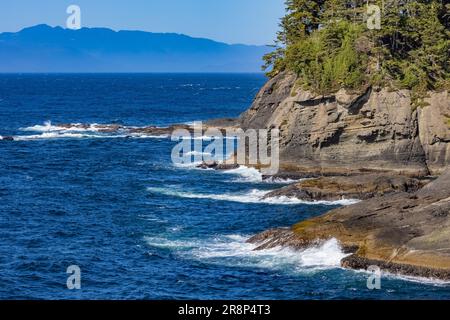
220, 166, 300, 185
12, 132, 115, 141
144, 235, 348, 272
222, 166, 263, 183
21, 121, 105, 133
12, 132, 168, 141
147, 187, 359, 206
10, 121, 170, 141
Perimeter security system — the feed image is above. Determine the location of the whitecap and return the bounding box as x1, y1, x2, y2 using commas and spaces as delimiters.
184, 151, 212, 156
222, 166, 263, 183
128, 133, 169, 139
12, 131, 169, 141
146, 187, 359, 206
144, 235, 348, 272
180, 135, 238, 141
20, 121, 105, 133
351, 267, 450, 287
12, 132, 126, 141
263, 177, 301, 184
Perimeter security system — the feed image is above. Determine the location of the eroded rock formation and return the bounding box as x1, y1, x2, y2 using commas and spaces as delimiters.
239, 72, 449, 176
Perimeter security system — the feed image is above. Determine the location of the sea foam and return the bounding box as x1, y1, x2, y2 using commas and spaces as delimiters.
222, 166, 263, 183
20, 121, 103, 133
147, 187, 359, 206
144, 234, 348, 272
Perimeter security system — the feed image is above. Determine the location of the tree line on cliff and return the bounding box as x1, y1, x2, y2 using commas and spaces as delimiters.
264, 0, 449, 106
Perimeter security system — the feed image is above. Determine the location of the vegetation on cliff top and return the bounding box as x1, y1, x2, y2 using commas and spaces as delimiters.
264, 0, 449, 104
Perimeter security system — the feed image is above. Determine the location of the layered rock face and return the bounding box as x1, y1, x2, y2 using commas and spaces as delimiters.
239, 72, 450, 176
239, 72, 450, 279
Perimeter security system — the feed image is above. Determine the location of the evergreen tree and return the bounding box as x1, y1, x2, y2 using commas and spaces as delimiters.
264, 0, 449, 104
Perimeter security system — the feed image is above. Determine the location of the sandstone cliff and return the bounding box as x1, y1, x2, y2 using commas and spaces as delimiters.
237, 72, 450, 279
239, 72, 450, 176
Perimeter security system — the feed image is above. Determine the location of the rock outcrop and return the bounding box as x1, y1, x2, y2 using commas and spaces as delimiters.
248, 168, 450, 279
239, 72, 450, 176
263, 174, 429, 201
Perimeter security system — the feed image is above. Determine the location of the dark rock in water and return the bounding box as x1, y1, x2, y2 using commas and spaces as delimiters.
196, 161, 218, 169
263, 174, 429, 201
1, 136, 14, 141
215, 163, 240, 170
97, 124, 123, 133
196, 161, 240, 171
247, 228, 314, 251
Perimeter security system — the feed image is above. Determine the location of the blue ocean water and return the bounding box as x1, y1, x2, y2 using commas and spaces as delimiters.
0, 74, 449, 300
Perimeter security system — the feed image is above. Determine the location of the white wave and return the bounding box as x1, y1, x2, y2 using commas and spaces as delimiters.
387, 273, 450, 286
21, 121, 60, 132
351, 266, 450, 287
21, 121, 106, 133
211, 164, 300, 185
13, 132, 88, 140
12, 131, 169, 141
147, 187, 359, 206
12, 132, 126, 141
180, 84, 200, 87
212, 87, 234, 90
180, 135, 238, 141
128, 133, 169, 139
222, 166, 263, 183
144, 235, 348, 272
263, 177, 301, 184
185, 151, 212, 156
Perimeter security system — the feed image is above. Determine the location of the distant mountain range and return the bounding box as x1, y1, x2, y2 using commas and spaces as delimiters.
0, 24, 271, 72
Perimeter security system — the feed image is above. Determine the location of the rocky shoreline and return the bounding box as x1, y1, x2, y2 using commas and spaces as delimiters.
243, 169, 450, 280
211, 71, 450, 280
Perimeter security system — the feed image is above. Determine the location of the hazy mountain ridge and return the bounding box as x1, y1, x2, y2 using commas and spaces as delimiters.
0, 24, 270, 72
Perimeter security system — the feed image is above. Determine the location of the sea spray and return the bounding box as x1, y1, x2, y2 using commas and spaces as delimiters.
147, 187, 360, 206
144, 235, 349, 272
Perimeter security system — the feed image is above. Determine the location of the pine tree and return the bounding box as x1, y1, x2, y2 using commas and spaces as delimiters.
263, 0, 449, 103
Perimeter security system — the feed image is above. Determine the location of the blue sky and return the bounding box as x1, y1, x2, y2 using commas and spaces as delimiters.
0, 0, 286, 45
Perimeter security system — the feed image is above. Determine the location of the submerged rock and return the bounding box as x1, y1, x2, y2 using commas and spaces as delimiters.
196, 161, 218, 169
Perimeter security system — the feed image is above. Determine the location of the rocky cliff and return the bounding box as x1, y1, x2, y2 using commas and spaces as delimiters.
239, 72, 450, 176
236, 72, 450, 279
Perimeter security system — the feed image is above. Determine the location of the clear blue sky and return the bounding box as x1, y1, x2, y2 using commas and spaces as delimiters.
0, 0, 286, 45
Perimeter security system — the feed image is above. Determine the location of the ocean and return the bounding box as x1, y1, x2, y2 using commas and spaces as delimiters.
0, 73, 449, 299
